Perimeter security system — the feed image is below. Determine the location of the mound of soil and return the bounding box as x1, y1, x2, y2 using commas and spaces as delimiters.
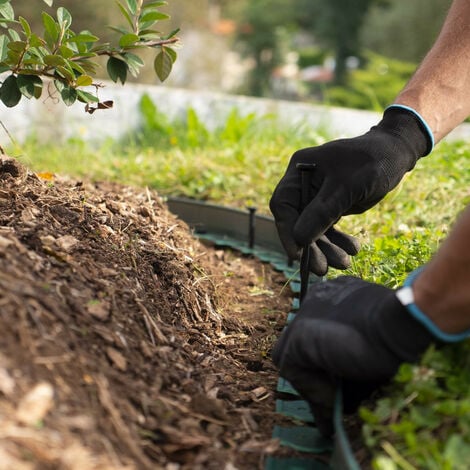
0, 157, 299, 469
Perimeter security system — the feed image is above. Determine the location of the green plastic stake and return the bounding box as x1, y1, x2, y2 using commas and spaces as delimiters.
276, 399, 314, 423
273, 261, 292, 272
290, 281, 301, 293
287, 312, 297, 323
283, 268, 301, 282
273, 425, 333, 453
277, 377, 300, 396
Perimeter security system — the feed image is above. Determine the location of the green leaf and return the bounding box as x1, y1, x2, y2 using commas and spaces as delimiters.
121, 51, 144, 77
54, 78, 64, 92
75, 74, 93, 87
6, 49, 19, 63
143, 1, 167, 8
42, 12, 59, 46
140, 11, 169, 23
116, 1, 134, 30
164, 46, 177, 63
69, 61, 86, 75
107, 25, 128, 36
154, 48, 172, 81
107, 56, 127, 84
0, 74, 21, 107
0, 1, 14, 21
29, 34, 45, 48
58, 44, 74, 59
138, 29, 162, 40
43, 54, 66, 66
26, 46, 45, 61
57, 7, 72, 30
119, 33, 139, 47
0, 35, 8, 61
8, 28, 20, 41
19, 17, 32, 38
67, 32, 99, 44
125, 0, 138, 15
22, 58, 45, 67
78, 59, 98, 75
76, 89, 99, 103
7, 41, 26, 53
42, 0, 53, 6
0, 18, 16, 31
59, 84, 77, 106
56, 64, 75, 81
163, 27, 180, 40
17, 74, 42, 99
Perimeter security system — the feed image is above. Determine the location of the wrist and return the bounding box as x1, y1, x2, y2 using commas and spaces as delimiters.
382, 105, 434, 157
397, 267, 470, 342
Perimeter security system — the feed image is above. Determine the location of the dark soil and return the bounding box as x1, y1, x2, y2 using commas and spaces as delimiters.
0, 156, 315, 469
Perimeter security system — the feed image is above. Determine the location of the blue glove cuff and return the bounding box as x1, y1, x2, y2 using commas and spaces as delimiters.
396, 268, 470, 343
386, 104, 435, 154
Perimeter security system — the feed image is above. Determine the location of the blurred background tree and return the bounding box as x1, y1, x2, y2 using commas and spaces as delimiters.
292, 0, 378, 85
222, 0, 452, 106
225, 0, 292, 96
362, 0, 452, 62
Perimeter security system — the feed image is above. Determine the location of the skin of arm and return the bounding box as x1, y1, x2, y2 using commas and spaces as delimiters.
393, 0, 470, 333
395, 0, 470, 142
413, 205, 470, 334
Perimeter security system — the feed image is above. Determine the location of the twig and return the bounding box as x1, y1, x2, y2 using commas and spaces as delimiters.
132, 291, 168, 344
0, 120, 18, 150
95, 374, 154, 470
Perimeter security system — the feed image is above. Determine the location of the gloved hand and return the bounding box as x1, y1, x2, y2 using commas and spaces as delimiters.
272, 275, 438, 437
270, 106, 433, 275
301, 226, 360, 276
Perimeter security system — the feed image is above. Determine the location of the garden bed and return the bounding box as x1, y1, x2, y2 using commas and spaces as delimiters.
0, 157, 307, 469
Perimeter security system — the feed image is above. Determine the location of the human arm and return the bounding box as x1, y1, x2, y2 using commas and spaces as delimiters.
270, 0, 470, 273
413, 205, 470, 334
394, 0, 470, 142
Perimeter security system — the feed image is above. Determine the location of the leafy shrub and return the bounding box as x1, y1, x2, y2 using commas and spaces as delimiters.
0, 0, 178, 108
297, 46, 328, 69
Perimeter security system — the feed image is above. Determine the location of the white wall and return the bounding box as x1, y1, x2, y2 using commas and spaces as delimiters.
1, 80, 469, 145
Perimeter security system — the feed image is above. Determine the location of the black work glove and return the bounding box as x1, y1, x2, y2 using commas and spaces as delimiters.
272, 276, 437, 437
270, 106, 432, 275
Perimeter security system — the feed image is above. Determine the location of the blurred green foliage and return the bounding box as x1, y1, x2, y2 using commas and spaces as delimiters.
229, 0, 291, 96
297, 47, 328, 69
323, 52, 416, 110
225, 0, 451, 105
362, 0, 452, 63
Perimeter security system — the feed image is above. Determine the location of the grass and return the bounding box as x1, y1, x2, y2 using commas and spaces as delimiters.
7, 96, 470, 468
13, 95, 327, 211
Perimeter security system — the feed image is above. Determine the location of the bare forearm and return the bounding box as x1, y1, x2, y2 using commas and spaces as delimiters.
395, 0, 470, 142
413, 205, 470, 333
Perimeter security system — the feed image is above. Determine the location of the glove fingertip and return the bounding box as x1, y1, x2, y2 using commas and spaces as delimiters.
309, 245, 328, 276
325, 228, 361, 256
345, 237, 361, 256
